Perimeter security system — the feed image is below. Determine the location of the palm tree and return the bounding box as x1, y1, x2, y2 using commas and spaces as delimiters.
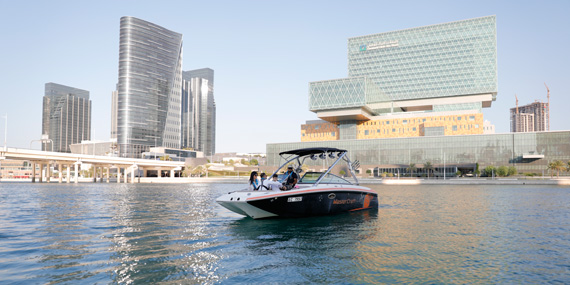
407, 163, 417, 177
424, 161, 434, 179
550, 160, 566, 178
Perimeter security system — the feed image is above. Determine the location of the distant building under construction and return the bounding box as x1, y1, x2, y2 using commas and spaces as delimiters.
510, 101, 549, 133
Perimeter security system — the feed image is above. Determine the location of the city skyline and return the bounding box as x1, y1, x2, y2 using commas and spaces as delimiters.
1, 1, 569, 153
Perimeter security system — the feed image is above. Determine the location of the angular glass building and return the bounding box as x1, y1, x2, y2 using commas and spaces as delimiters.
42, 83, 91, 153
117, 16, 183, 158
308, 16, 497, 141
181, 68, 216, 156
268, 16, 570, 175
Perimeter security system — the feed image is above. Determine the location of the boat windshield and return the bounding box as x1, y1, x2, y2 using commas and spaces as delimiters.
299, 172, 352, 185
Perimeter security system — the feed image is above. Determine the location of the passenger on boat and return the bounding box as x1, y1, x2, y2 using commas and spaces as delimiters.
259, 173, 270, 190
248, 171, 260, 191
264, 174, 284, 191
282, 165, 298, 190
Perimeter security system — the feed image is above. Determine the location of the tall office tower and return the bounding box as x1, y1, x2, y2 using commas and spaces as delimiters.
510, 101, 549, 132
117, 16, 183, 158
181, 68, 216, 156
42, 83, 91, 152
110, 90, 118, 139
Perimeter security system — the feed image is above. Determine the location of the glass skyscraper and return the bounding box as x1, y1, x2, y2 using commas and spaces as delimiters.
182, 68, 216, 156
42, 83, 91, 153
117, 16, 183, 158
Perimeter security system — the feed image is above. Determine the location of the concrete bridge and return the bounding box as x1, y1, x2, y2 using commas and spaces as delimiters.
0, 147, 185, 183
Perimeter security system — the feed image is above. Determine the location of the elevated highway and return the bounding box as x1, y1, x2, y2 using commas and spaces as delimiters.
0, 147, 185, 183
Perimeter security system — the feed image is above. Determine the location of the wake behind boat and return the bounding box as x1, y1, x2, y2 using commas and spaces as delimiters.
216, 147, 378, 219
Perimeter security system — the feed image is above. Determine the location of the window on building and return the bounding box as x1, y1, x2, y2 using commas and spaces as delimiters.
413, 127, 417, 131
331, 132, 335, 136
469, 116, 475, 121
392, 128, 396, 132
387, 121, 390, 124
458, 117, 462, 120
475, 124, 479, 128
377, 129, 380, 133
403, 120, 408, 124
365, 130, 369, 135
453, 125, 458, 131
315, 125, 320, 129
422, 119, 426, 122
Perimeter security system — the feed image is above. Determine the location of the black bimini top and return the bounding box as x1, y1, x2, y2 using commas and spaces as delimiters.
279, 147, 347, 157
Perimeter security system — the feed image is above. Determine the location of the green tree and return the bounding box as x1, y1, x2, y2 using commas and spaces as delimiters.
456, 170, 462, 177
424, 161, 434, 179
250, 158, 259, 165
366, 169, 372, 176
548, 160, 566, 178
496, 166, 508, 177
507, 166, 517, 176
339, 170, 346, 177
475, 163, 481, 176
407, 163, 417, 177
484, 166, 496, 177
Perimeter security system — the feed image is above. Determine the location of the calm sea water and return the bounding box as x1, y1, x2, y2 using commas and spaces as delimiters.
0, 182, 569, 284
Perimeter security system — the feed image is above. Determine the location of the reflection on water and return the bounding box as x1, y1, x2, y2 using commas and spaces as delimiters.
0, 183, 569, 283
222, 210, 378, 283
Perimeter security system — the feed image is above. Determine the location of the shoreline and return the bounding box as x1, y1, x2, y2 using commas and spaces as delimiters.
1, 177, 569, 185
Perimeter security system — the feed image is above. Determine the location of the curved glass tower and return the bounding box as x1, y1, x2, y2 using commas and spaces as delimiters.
117, 16, 183, 157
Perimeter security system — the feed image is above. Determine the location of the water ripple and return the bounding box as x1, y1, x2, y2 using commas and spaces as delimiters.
0, 183, 569, 283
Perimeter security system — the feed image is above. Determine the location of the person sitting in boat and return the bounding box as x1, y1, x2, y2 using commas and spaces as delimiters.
264, 174, 284, 191
282, 165, 298, 190
248, 171, 260, 191
259, 173, 270, 190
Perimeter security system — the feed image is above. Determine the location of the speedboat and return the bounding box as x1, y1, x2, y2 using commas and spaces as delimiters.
216, 147, 378, 219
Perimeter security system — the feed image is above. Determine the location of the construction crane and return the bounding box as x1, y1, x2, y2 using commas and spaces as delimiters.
544, 83, 550, 131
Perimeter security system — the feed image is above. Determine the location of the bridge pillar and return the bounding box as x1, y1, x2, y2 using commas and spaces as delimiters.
124, 168, 128, 183
66, 165, 71, 183
46, 163, 51, 183
39, 163, 43, 183
117, 169, 121, 183
58, 163, 63, 183
93, 166, 97, 183
170, 168, 175, 178
32, 162, 36, 183
74, 163, 78, 183
106, 167, 110, 183
131, 167, 135, 184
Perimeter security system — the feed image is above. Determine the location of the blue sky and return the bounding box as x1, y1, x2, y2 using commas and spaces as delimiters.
1, 0, 568, 153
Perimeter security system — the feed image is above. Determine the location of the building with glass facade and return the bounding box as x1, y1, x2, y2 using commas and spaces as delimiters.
268, 16, 570, 174
269, 131, 570, 176
42, 83, 91, 153
117, 16, 183, 158
181, 68, 216, 156
305, 16, 497, 140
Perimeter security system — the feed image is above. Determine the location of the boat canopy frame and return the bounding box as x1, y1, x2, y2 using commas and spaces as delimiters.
272, 147, 360, 186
